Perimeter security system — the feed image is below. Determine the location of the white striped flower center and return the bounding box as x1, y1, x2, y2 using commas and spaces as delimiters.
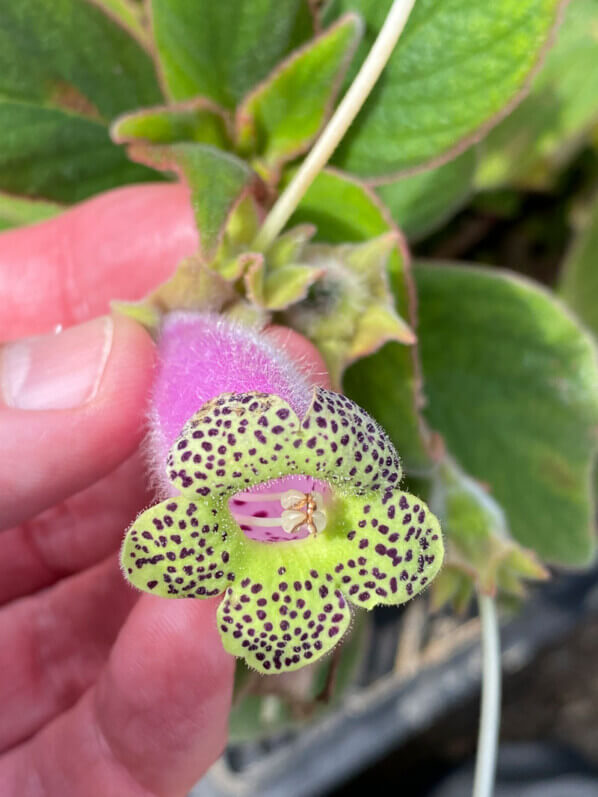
229, 477, 329, 542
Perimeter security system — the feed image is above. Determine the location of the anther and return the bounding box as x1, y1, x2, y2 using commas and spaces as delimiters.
233, 489, 327, 536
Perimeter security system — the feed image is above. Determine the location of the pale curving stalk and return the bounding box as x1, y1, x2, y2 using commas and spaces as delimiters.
472, 595, 502, 797
253, 0, 417, 251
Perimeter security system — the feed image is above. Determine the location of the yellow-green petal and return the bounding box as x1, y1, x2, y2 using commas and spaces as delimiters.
121, 496, 239, 598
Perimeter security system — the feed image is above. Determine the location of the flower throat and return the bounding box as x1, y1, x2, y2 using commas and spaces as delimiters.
230, 475, 329, 542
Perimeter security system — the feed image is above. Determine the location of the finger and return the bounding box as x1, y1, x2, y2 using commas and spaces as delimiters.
0, 597, 233, 797
0, 556, 136, 752
265, 324, 332, 389
0, 315, 154, 530
0, 183, 197, 341
0, 452, 151, 605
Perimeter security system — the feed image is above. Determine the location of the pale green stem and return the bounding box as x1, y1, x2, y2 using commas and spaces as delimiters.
253, 0, 417, 251
472, 595, 501, 797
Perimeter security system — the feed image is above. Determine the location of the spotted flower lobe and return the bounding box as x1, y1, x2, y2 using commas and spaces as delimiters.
122, 387, 443, 673
167, 388, 402, 496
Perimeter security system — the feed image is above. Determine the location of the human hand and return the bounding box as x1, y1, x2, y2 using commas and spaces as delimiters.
0, 184, 234, 796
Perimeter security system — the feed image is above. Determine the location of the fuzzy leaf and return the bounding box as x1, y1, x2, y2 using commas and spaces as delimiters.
113, 253, 236, 332
560, 194, 598, 338
244, 225, 323, 311
112, 101, 232, 149
324, 0, 563, 178
151, 0, 314, 108
207, 197, 264, 282
347, 305, 412, 362
0, 192, 62, 231
267, 225, 316, 269
213, 195, 262, 263
375, 149, 476, 241
288, 167, 432, 471
93, 0, 150, 46
284, 235, 414, 387
236, 14, 362, 174
429, 458, 547, 610
128, 143, 261, 258
215, 252, 260, 284
416, 262, 598, 566
0, 0, 161, 119
429, 566, 474, 615
0, 102, 158, 203
246, 261, 323, 311
0, 0, 162, 201
476, 0, 598, 189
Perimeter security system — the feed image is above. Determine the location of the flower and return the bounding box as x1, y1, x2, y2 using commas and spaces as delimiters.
121, 313, 443, 674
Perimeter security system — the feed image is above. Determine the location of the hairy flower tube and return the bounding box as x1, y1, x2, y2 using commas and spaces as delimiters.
121, 313, 443, 673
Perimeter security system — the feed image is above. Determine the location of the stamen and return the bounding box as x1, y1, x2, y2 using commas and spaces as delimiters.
232, 489, 327, 537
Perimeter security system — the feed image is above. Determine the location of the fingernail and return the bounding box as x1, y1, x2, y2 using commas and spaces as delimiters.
1, 317, 114, 410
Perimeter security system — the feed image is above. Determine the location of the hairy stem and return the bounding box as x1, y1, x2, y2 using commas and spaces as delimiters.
472, 595, 501, 797
253, 0, 417, 251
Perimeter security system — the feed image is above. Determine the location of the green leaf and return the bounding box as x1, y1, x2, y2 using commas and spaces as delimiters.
112, 100, 232, 149
252, 262, 323, 310
0, 102, 158, 203
288, 167, 433, 471
415, 262, 598, 566
0, 0, 163, 202
560, 195, 598, 338
129, 143, 260, 258
0, 192, 62, 231
0, 0, 161, 118
476, 0, 598, 189
151, 0, 314, 108
375, 149, 476, 241
324, 0, 563, 178
92, 0, 151, 48
429, 457, 547, 610
288, 166, 397, 242
243, 225, 324, 311
267, 224, 315, 269
284, 235, 414, 386
236, 14, 362, 173
113, 252, 236, 333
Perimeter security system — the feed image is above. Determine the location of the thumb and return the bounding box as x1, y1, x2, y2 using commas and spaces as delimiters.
0, 315, 154, 529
